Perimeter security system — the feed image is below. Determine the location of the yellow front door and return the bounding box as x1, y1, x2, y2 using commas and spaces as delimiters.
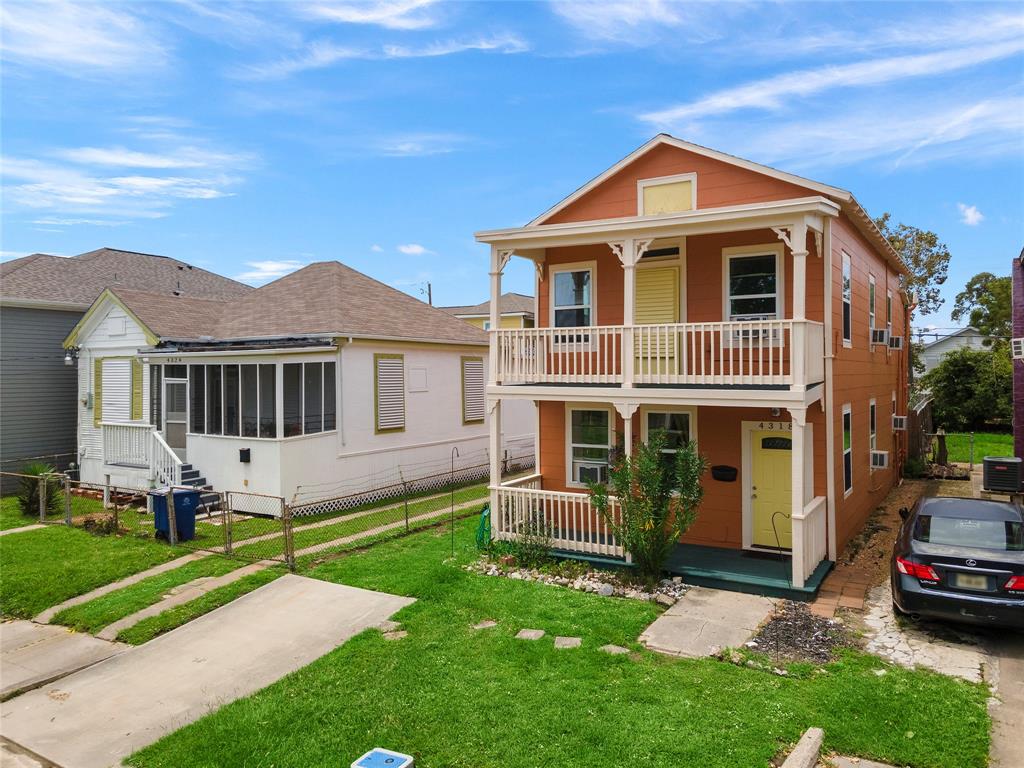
751, 431, 793, 549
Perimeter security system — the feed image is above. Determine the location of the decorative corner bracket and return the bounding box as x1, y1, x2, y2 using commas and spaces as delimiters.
491, 249, 514, 275
613, 401, 640, 420
609, 239, 655, 268
813, 231, 823, 259
787, 407, 807, 428
771, 226, 792, 250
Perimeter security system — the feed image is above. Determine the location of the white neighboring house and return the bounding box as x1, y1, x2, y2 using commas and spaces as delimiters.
917, 327, 991, 374
64, 261, 534, 506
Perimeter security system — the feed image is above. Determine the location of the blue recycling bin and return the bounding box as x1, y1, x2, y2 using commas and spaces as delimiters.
149, 488, 199, 542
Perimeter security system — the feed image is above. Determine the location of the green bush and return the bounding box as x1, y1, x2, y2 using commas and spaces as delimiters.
16, 462, 62, 518
507, 512, 553, 569
921, 346, 1011, 431
903, 456, 926, 479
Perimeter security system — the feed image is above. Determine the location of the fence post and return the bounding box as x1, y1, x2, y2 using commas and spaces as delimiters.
222, 492, 233, 555
38, 475, 47, 523
103, 474, 111, 509
969, 432, 975, 471
167, 488, 179, 546
64, 473, 72, 526
404, 483, 410, 533
282, 500, 295, 571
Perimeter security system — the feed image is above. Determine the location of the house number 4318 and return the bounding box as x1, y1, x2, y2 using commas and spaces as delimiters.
756, 422, 792, 431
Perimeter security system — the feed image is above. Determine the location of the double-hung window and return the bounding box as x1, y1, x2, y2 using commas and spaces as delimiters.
843, 404, 853, 494
868, 274, 876, 333
552, 267, 593, 328
726, 252, 780, 320
886, 289, 893, 337
644, 409, 694, 479
568, 407, 611, 485
842, 253, 852, 345
869, 398, 877, 451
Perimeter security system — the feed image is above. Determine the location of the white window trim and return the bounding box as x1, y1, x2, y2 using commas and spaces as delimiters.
564, 402, 613, 489
841, 252, 853, 348
891, 390, 897, 417
868, 273, 876, 338
636, 172, 697, 216
549, 260, 597, 330
886, 289, 893, 335
842, 403, 853, 497
721, 242, 786, 322
869, 398, 877, 453
639, 405, 698, 449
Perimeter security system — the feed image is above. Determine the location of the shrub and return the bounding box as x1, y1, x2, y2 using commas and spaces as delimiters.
590, 431, 709, 585
508, 511, 553, 570
903, 456, 926, 479
17, 462, 62, 518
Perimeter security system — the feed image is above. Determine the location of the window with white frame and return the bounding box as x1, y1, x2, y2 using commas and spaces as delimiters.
568, 408, 611, 485
726, 252, 780, 320
868, 274, 876, 333
637, 173, 696, 216
869, 398, 877, 451
891, 390, 896, 417
552, 267, 593, 328
886, 289, 893, 336
842, 253, 852, 345
644, 409, 694, 478
843, 404, 853, 494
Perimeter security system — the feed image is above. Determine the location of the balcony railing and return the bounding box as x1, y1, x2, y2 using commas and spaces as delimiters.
493, 320, 824, 388
793, 495, 828, 589
494, 477, 624, 558
101, 422, 182, 486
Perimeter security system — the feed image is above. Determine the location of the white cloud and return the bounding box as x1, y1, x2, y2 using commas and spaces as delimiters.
233, 260, 306, 285
55, 146, 253, 170
371, 244, 383, 252
32, 217, 128, 227
551, 0, 732, 44
640, 40, 1024, 128
235, 33, 527, 80
0, 1, 169, 74
957, 203, 985, 226
300, 0, 440, 30
397, 243, 431, 255
373, 132, 470, 157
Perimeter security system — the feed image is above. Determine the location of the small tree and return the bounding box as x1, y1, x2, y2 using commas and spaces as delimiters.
17, 462, 62, 518
874, 213, 951, 316
921, 346, 1011, 431
589, 431, 709, 585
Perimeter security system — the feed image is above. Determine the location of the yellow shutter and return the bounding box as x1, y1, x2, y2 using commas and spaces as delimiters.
93, 358, 103, 426
131, 359, 144, 421
634, 267, 679, 324
642, 181, 693, 215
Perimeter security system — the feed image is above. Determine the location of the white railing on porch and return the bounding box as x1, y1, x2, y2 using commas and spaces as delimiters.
792, 495, 828, 589
494, 320, 824, 388
100, 422, 182, 487
150, 430, 183, 487
494, 481, 624, 558
101, 422, 152, 468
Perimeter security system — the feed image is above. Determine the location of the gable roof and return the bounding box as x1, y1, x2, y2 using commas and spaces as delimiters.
438, 292, 534, 317
1, 247, 251, 309
67, 262, 488, 348
526, 134, 905, 276
921, 326, 986, 350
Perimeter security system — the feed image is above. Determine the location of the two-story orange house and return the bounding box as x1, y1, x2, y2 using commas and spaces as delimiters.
476, 135, 911, 597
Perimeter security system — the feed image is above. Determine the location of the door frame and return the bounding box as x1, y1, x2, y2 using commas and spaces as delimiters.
634, 237, 687, 323
741, 419, 813, 552
163, 376, 188, 459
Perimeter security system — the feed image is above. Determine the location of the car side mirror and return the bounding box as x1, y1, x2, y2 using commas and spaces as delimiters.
898, 507, 910, 521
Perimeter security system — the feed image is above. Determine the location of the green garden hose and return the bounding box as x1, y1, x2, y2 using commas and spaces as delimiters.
475, 504, 491, 550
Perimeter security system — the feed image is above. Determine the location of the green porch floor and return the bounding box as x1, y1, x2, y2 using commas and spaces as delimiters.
665, 544, 833, 601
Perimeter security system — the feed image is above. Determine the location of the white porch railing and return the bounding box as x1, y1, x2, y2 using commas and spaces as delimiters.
494, 320, 824, 388
791, 495, 828, 589
494, 481, 624, 558
150, 430, 183, 487
101, 422, 152, 468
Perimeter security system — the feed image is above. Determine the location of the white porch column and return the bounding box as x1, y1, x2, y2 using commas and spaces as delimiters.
488, 248, 512, 385
489, 398, 502, 538
614, 401, 639, 459
776, 220, 809, 390
789, 408, 807, 589
610, 240, 651, 388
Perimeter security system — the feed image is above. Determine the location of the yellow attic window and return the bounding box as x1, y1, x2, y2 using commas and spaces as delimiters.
639, 174, 696, 216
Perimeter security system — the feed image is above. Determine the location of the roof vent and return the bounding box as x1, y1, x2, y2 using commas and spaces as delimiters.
172, 289, 182, 296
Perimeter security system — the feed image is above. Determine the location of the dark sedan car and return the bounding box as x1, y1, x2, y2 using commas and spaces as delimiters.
891, 496, 1024, 629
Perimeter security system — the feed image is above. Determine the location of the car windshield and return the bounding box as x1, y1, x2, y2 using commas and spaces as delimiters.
914, 515, 1024, 551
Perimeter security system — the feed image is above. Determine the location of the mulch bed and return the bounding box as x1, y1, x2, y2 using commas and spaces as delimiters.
748, 601, 856, 664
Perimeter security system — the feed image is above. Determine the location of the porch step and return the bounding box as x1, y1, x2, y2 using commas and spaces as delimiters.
180, 468, 201, 482
665, 544, 833, 601
181, 476, 207, 488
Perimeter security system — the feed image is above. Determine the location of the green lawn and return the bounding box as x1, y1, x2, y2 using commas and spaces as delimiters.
0, 494, 75, 531
944, 432, 1014, 464
51, 555, 243, 633
129, 519, 990, 768
0, 524, 183, 618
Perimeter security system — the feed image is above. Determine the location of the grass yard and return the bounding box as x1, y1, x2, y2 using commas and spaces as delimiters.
944, 432, 1014, 464
0, 523, 182, 618
0, 493, 80, 531
129, 518, 990, 768
51, 554, 243, 633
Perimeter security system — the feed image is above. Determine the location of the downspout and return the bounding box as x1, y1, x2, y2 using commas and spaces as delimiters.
823, 218, 838, 562
337, 339, 349, 447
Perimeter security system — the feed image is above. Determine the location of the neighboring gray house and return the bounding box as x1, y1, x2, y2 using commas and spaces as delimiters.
0, 248, 250, 479
917, 326, 991, 374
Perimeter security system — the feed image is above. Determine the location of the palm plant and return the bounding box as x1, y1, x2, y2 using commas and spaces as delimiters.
17, 462, 62, 518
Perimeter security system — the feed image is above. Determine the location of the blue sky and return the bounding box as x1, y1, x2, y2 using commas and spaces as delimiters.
2, 1, 1022, 334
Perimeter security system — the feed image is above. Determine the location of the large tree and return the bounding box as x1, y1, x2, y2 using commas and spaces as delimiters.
952, 271, 1011, 343
874, 213, 951, 316
920, 346, 1012, 431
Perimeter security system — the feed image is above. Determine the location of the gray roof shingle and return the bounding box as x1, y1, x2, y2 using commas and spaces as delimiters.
439, 292, 534, 317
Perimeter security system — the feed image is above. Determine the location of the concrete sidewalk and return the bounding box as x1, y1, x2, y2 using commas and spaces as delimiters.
639, 586, 774, 658
1, 574, 414, 768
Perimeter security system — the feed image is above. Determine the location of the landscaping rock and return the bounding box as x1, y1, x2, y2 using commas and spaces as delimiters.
516, 629, 545, 640
597, 583, 614, 597
472, 620, 497, 630
554, 636, 581, 649
599, 644, 629, 655
749, 601, 856, 664
655, 593, 676, 607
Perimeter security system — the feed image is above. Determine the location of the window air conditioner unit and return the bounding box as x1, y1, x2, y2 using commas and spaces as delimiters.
892, 415, 907, 431
870, 450, 890, 470
870, 328, 890, 346
1013, 338, 1024, 360
888, 335, 904, 350
577, 463, 606, 484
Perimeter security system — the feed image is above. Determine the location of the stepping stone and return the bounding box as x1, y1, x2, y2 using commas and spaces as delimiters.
383, 630, 408, 641
378, 620, 402, 633
472, 620, 498, 630
554, 636, 581, 650
516, 628, 545, 640
600, 644, 629, 655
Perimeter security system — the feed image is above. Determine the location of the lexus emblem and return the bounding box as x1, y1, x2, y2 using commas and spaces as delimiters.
966, 559, 977, 567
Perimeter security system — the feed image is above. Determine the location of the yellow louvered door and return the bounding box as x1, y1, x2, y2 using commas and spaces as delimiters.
634, 267, 679, 379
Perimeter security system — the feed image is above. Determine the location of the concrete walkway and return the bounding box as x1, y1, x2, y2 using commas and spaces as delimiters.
96, 561, 269, 640
1, 574, 414, 768
639, 586, 775, 658
0, 622, 125, 701
0, 525, 45, 537
990, 633, 1024, 768
33, 553, 206, 624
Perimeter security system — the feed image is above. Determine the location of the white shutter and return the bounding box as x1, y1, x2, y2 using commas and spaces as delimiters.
462, 357, 485, 423
102, 359, 131, 423
375, 355, 405, 432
